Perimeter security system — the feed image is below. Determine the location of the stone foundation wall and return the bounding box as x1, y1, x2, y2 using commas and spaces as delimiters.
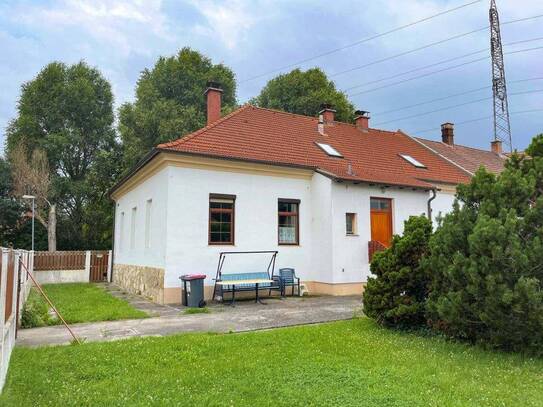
113, 264, 165, 304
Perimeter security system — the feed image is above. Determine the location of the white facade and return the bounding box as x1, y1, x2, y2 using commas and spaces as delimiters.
114, 167, 169, 269
113, 156, 456, 300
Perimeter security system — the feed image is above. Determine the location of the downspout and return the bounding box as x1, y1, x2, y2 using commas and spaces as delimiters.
427, 188, 437, 221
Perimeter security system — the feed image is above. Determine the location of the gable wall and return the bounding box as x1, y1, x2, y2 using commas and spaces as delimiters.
114, 166, 169, 268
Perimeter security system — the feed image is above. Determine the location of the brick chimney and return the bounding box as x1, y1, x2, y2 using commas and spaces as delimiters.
441, 122, 454, 145
354, 110, 370, 130
491, 139, 502, 154
319, 103, 336, 123
204, 81, 223, 125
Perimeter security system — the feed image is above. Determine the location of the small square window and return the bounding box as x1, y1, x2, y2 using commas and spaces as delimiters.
316, 142, 343, 158
346, 213, 357, 235
399, 154, 426, 168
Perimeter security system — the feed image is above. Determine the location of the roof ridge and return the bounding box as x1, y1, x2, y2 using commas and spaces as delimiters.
157, 104, 251, 148
249, 105, 319, 122
248, 105, 402, 135
415, 137, 497, 155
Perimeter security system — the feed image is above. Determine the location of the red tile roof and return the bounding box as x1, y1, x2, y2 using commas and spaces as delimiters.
158, 105, 471, 189
415, 138, 506, 175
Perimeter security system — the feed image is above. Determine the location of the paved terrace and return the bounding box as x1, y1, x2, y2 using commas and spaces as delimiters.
17, 294, 362, 347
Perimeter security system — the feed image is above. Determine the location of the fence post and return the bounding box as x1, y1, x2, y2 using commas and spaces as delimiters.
107, 250, 112, 282
85, 251, 91, 282
0, 249, 9, 379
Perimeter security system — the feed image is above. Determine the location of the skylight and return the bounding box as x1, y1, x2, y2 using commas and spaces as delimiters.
316, 142, 343, 158
400, 154, 426, 168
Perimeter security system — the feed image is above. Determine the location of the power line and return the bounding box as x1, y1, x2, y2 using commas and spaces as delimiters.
239, 0, 482, 83
344, 37, 543, 92
349, 45, 543, 97
374, 77, 543, 115
373, 89, 543, 126
411, 108, 543, 135
331, 13, 543, 79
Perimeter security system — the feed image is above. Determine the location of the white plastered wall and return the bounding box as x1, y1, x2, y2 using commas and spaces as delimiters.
330, 182, 430, 283
113, 167, 169, 268
163, 165, 314, 289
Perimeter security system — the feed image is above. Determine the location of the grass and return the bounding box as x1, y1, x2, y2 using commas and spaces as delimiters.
184, 307, 210, 315
21, 283, 147, 327
3, 318, 542, 406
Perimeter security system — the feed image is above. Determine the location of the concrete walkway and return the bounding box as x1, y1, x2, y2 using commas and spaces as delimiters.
17, 296, 362, 347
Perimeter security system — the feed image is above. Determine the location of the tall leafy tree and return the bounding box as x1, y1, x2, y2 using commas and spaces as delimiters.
251, 68, 355, 122
0, 157, 23, 246
5, 61, 117, 250
119, 47, 237, 169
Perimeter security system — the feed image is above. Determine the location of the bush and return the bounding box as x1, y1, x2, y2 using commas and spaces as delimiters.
426, 134, 543, 354
363, 215, 432, 328
21, 290, 54, 328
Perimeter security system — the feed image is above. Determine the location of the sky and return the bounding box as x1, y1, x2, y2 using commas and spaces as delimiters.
1, 0, 541, 154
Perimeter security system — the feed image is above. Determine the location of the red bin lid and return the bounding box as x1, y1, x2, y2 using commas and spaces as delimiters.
180, 274, 206, 280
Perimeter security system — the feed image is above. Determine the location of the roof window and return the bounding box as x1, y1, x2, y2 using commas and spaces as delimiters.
399, 154, 426, 168
316, 142, 343, 158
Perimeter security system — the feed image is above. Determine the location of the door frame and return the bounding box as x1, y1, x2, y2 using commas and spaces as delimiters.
369, 197, 394, 247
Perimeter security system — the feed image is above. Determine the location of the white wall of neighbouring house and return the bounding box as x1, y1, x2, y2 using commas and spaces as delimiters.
163, 165, 315, 290
113, 167, 169, 268
431, 188, 457, 227
330, 182, 430, 284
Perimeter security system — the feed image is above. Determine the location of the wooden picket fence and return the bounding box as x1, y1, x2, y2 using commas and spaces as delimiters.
33, 251, 110, 282
0, 247, 32, 391
34, 251, 86, 271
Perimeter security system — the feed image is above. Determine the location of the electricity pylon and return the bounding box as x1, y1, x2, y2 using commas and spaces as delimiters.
489, 0, 512, 152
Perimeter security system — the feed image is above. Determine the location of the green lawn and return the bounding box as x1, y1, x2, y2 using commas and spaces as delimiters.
3, 319, 542, 406
22, 283, 147, 327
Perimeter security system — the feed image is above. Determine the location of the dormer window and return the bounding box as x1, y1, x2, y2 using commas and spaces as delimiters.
399, 154, 426, 168
316, 142, 343, 158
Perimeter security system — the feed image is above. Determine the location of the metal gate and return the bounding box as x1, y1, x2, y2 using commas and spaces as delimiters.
90, 251, 109, 282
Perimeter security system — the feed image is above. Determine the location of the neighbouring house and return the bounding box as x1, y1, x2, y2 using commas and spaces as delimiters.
417, 122, 506, 175
109, 82, 504, 304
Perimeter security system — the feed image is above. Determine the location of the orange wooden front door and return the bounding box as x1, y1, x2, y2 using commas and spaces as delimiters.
370, 197, 393, 247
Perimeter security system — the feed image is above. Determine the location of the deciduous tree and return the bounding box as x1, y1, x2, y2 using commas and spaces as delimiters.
5, 61, 118, 250
119, 47, 237, 170
251, 68, 355, 122
10, 145, 57, 251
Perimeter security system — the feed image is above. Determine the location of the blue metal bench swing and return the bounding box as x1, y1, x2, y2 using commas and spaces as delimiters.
212, 251, 282, 305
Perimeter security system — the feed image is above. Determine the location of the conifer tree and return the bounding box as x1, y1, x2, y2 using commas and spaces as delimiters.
363, 215, 433, 327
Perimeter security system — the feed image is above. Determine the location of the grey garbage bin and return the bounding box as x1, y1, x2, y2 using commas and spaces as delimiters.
179, 274, 206, 307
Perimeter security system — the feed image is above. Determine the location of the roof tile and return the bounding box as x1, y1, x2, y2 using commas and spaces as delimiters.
158, 105, 471, 188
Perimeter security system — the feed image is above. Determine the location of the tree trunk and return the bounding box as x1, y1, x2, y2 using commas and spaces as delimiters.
48, 204, 57, 252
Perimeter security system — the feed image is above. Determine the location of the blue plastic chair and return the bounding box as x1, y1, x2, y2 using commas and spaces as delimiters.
279, 268, 300, 297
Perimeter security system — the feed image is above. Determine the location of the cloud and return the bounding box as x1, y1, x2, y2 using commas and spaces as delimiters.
1, 0, 541, 153
188, 0, 269, 49
11, 0, 172, 56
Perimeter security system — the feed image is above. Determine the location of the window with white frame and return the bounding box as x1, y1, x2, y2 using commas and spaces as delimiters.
130, 207, 137, 250
145, 199, 152, 249
346, 213, 357, 235
119, 211, 125, 251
